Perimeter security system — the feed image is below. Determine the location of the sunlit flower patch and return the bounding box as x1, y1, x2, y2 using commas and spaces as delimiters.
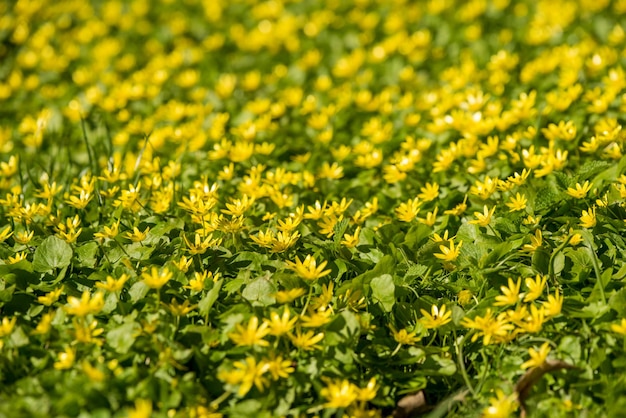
1, 0, 626, 416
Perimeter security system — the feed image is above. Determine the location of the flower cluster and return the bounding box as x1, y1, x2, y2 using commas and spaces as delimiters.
0, 0, 626, 416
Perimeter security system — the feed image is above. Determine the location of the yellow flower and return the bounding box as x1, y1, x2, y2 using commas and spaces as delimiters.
141, 266, 173, 289
125, 226, 150, 242
434, 239, 463, 262
483, 389, 518, 418
38, 287, 63, 306
65, 291, 105, 316
183, 232, 221, 254
341, 226, 361, 248
304, 200, 327, 220
274, 288, 306, 303
418, 182, 440, 201
383, 164, 407, 183
0, 225, 13, 243
311, 282, 335, 309
390, 325, 421, 345
523, 214, 541, 226
14, 230, 34, 244
519, 304, 545, 334
229, 316, 270, 347
54, 346, 75, 370
96, 274, 129, 292
32, 312, 54, 335
357, 377, 378, 402
172, 255, 193, 272
270, 230, 300, 253
318, 162, 344, 179
569, 231, 583, 246
566, 181, 592, 198
73, 319, 104, 345
461, 309, 514, 345
289, 328, 325, 350
470, 176, 498, 200
250, 228, 276, 248
266, 309, 298, 336
94, 222, 120, 241
300, 306, 333, 328
420, 304, 452, 329
82, 361, 105, 383
522, 229, 543, 253
417, 206, 438, 227
611, 318, 626, 335
0, 316, 16, 338
395, 197, 421, 222
184, 270, 218, 292
505, 192, 527, 212
317, 214, 341, 237
128, 399, 152, 418
220, 356, 270, 397
521, 342, 551, 369
7, 251, 27, 264
580, 206, 596, 228
543, 289, 563, 317
494, 278, 522, 306
507, 168, 531, 186
431, 230, 452, 242
285, 254, 331, 281
166, 299, 197, 316
320, 378, 359, 409
444, 195, 468, 216
469, 205, 496, 227
265, 354, 295, 380
458, 289, 473, 306
35, 181, 63, 200
524, 274, 546, 302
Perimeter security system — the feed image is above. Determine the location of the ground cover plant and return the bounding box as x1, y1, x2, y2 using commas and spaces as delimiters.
1, 0, 626, 416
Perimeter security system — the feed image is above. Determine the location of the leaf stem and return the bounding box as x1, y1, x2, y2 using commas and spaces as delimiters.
548, 234, 571, 285
583, 234, 606, 304
454, 330, 477, 397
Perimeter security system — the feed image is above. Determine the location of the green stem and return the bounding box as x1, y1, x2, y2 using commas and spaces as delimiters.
390, 342, 402, 357
584, 235, 606, 304
548, 234, 572, 285
454, 330, 477, 396
210, 390, 231, 410
487, 224, 503, 241
476, 348, 490, 392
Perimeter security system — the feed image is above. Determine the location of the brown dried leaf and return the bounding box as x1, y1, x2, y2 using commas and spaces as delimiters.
393, 390, 431, 418
514, 359, 577, 417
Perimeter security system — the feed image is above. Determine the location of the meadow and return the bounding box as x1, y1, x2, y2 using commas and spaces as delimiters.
1, 0, 626, 417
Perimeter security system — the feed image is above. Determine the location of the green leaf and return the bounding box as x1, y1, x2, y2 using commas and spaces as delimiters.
106, 321, 139, 354
577, 160, 613, 181
327, 310, 360, 342
128, 281, 149, 304
403, 224, 432, 248
0, 284, 15, 303
199, 279, 223, 317
370, 274, 395, 312
531, 249, 550, 274
333, 217, 350, 247
75, 241, 99, 268
32, 236, 73, 272
224, 277, 246, 294
9, 326, 29, 348
534, 185, 560, 213
228, 400, 271, 418
553, 251, 565, 276
242, 275, 276, 306
610, 287, 626, 317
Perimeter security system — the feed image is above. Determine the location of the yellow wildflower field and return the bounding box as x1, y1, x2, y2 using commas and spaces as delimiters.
1, 0, 626, 416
